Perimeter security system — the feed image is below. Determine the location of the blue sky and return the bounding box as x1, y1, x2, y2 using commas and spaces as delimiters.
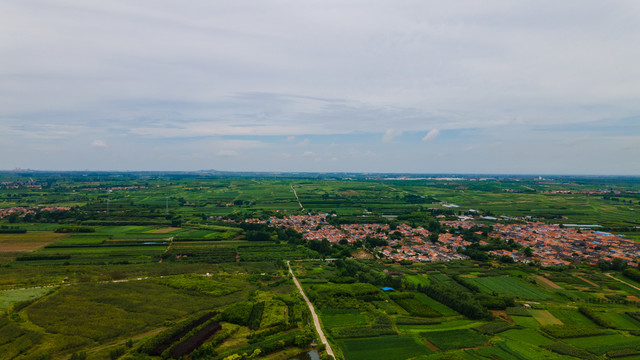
1, 1, 639, 174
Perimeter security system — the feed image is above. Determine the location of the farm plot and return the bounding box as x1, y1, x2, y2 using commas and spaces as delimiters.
465, 276, 551, 300
420, 329, 488, 350
337, 335, 430, 360
529, 309, 563, 326
0, 232, 67, 253
566, 334, 640, 355
549, 309, 596, 327
598, 311, 640, 330
321, 311, 368, 328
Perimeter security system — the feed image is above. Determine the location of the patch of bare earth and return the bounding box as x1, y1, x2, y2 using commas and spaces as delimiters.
0, 233, 67, 253
353, 250, 373, 259
576, 275, 600, 287
491, 310, 514, 323
150, 227, 181, 234
537, 275, 563, 289
424, 339, 439, 351
627, 296, 640, 302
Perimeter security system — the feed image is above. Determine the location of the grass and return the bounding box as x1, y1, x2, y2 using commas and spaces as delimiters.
338, 335, 430, 360
0, 287, 53, 313
260, 300, 288, 328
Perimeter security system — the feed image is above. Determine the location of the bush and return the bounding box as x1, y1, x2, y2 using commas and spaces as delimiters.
220, 302, 253, 326
248, 302, 265, 330
54, 226, 95, 233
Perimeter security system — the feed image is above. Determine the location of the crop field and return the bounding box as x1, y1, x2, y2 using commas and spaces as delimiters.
414, 292, 458, 316
549, 308, 596, 327
0, 232, 67, 253
337, 335, 430, 360
566, 334, 640, 355
529, 309, 564, 326
597, 311, 640, 329
421, 329, 488, 350
466, 275, 551, 300
321, 312, 369, 328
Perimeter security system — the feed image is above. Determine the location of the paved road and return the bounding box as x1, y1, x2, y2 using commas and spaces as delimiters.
287, 260, 334, 358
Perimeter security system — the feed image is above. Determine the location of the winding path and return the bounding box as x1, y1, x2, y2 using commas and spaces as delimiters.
287, 260, 334, 358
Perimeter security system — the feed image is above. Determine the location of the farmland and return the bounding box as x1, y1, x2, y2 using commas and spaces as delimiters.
0, 172, 639, 359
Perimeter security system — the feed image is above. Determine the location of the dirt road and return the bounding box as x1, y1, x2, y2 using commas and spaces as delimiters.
287, 260, 334, 358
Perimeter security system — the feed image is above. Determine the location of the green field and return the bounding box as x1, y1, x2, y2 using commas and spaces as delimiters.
466, 276, 551, 300
338, 335, 430, 360
421, 329, 488, 350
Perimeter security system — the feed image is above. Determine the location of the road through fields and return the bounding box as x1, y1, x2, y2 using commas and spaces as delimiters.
287, 260, 334, 358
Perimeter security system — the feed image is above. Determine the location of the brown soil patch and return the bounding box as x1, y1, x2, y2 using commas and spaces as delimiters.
150, 227, 180, 234
338, 190, 359, 197
460, 274, 478, 278
491, 310, 515, 323
353, 250, 373, 259
576, 275, 600, 288
424, 339, 439, 351
537, 275, 563, 289
0, 233, 66, 253
627, 296, 640, 302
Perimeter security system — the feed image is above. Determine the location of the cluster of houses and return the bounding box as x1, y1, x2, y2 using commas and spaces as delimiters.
488, 222, 640, 267
243, 213, 640, 267
0, 206, 72, 219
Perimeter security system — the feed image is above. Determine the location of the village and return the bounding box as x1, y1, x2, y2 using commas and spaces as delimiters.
244, 213, 640, 267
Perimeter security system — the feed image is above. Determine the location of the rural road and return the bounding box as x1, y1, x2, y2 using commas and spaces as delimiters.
290, 185, 304, 210
287, 260, 334, 358
605, 273, 640, 291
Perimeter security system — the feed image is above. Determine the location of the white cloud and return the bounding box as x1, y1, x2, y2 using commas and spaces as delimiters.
382, 129, 402, 142
422, 129, 440, 142
217, 150, 239, 157
91, 140, 107, 148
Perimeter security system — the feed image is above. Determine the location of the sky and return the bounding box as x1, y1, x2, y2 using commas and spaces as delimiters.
1, 1, 639, 174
